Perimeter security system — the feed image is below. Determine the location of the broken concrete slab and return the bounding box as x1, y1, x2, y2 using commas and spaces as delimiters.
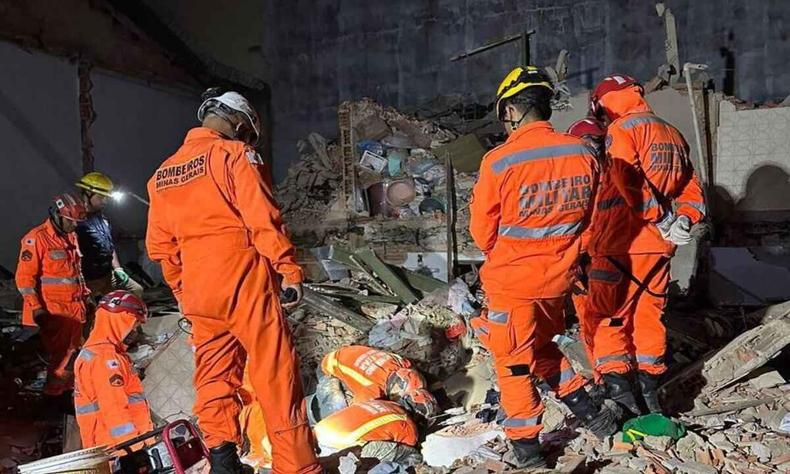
749, 370, 786, 390
420, 422, 503, 468
142, 323, 196, 424
700, 310, 790, 392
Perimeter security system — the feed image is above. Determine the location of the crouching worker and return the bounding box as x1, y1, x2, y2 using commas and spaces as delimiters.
74, 290, 153, 447
320, 345, 438, 418
313, 400, 418, 453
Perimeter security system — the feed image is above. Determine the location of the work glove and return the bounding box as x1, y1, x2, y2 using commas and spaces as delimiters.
113, 267, 130, 285
655, 211, 675, 241
668, 215, 693, 246
280, 282, 303, 310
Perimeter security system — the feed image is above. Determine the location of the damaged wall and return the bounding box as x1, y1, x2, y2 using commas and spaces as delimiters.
90, 71, 197, 241
257, 0, 790, 181
0, 41, 82, 271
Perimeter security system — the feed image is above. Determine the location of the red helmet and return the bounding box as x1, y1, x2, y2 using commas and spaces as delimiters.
401, 388, 438, 418
98, 290, 148, 323
52, 193, 87, 222
590, 74, 641, 117
567, 117, 607, 139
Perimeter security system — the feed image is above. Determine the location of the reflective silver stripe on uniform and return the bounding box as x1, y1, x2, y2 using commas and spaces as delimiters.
620, 115, 667, 130
499, 221, 582, 239
678, 201, 706, 216
545, 367, 578, 387
128, 393, 147, 404
640, 197, 659, 211
110, 422, 135, 438
48, 250, 67, 260
597, 197, 625, 210
588, 269, 620, 283
491, 144, 593, 174
75, 402, 99, 415
488, 311, 509, 324
595, 354, 631, 367
502, 415, 542, 427
18, 287, 37, 296
636, 354, 665, 365
473, 327, 489, 336
78, 349, 96, 361
40, 276, 80, 285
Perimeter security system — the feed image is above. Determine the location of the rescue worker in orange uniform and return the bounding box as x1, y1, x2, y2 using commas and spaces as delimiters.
320, 345, 437, 418
74, 290, 153, 447
16, 194, 88, 397
146, 88, 319, 474
567, 117, 608, 383
586, 74, 706, 414
469, 67, 617, 468
313, 400, 418, 453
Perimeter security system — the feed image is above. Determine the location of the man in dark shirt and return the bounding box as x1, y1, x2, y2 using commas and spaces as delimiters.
75, 172, 143, 300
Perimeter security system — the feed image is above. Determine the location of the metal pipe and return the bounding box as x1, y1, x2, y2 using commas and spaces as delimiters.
450, 30, 535, 62
129, 192, 150, 206
683, 62, 710, 188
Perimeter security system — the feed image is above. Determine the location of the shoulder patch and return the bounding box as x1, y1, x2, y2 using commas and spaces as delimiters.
246, 149, 264, 165
20, 250, 33, 261
154, 155, 207, 191
109, 374, 125, 387
106, 359, 120, 370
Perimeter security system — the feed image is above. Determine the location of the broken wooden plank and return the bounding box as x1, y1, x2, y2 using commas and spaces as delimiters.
354, 248, 419, 304
302, 288, 375, 332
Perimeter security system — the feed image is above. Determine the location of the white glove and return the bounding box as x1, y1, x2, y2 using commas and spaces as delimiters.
668, 215, 693, 245
655, 211, 675, 241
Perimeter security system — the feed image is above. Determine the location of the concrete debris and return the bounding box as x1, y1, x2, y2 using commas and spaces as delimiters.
420, 421, 504, 468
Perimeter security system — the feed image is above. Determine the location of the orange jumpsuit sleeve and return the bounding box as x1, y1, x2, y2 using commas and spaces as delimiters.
579, 153, 602, 253
93, 359, 150, 443
469, 158, 501, 255
15, 233, 44, 312
607, 126, 666, 223
229, 148, 303, 285
674, 157, 706, 224
145, 186, 183, 299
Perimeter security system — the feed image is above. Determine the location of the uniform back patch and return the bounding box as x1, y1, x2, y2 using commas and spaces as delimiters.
21, 250, 32, 261
109, 374, 125, 387
155, 155, 207, 191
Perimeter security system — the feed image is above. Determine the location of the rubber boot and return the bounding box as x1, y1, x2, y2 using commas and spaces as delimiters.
209, 442, 254, 474
602, 372, 642, 416
562, 387, 618, 439
506, 437, 547, 469
638, 371, 663, 413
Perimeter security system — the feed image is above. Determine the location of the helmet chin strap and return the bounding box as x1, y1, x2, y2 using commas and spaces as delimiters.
503, 110, 529, 129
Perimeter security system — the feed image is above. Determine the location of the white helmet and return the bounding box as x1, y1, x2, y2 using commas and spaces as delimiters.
197, 88, 260, 145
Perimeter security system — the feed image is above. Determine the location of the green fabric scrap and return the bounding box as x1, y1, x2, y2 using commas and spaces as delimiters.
622, 413, 686, 443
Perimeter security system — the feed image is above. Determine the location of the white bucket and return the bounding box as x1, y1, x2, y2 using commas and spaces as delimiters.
17, 447, 112, 474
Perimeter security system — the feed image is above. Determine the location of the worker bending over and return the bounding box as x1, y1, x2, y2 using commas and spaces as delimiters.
469, 66, 616, 468
75, 172, 144, 301
74, 290, 153, 447
146, 88, 319, 474
16, 194, 88, 397
567, 117, 608, 383
585, 74, 706, 414
320, 345, 437, 418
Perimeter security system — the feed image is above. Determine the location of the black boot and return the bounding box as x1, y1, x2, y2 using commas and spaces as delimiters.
562, 387, 618, 439
507, 437, 547, 469
638, 371, 663, 413
603, 372, 641, 416
209, 442, 253, 474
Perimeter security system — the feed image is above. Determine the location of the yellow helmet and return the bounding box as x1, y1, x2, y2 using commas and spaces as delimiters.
76, 172, 114, 197
495, 66, 554, 119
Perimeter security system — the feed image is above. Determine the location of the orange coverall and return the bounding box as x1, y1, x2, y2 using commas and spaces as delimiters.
586, 86, 706, 376
314, 400, 418, 451
320, 346, 415, 402
469, 121, 597, 440
73, 304, 153, 447
16, 219, 87, 396
145, 127, 318, 474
